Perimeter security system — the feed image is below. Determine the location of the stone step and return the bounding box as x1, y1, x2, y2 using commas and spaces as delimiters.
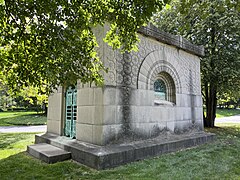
27, 143, 71, 163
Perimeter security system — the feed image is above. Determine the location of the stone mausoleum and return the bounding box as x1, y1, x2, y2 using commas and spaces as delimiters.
28, 24, 215, 169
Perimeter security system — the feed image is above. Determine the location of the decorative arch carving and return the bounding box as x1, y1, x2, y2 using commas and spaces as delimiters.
137, 50, 182, 94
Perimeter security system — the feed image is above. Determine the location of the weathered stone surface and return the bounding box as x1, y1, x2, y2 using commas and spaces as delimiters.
35, 132, 215, 169
47, 90, 63, 135
47, 120, 62, 135
27, 143, 71, 163
138, 23, 204, 57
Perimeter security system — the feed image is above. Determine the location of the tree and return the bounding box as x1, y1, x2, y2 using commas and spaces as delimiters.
0, 0, 169, 93
218, 90, 240, 109
0, 76, 48, 113
153, 0, 240, 127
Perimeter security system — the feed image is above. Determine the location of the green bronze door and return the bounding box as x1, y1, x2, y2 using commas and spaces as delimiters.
65, 86, 77, 138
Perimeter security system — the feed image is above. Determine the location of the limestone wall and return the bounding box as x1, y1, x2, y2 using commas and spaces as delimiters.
47, 87, 64, 135
78, 31, 204, 145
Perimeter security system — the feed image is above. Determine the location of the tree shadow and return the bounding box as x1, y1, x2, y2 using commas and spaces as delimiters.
207, 125, 240, 139
0, 133, 34, 149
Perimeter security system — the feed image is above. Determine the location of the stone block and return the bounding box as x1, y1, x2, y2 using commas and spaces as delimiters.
76, 124, 93, 143
92, 125, 104, 145
77, 105, 105, 125
180, 94, 191, 107
103, 105, 117, 125
167, 107, 175, 121
150, 106, 162, 122
116, 106, 123, 124
167, 121, 175, 132
182, 107, 191, 120
93, 88, 103, 105
48, 95, 54, 108
159, 107, 169, 122
194, 95, 203, 107
47, 120, 62, 135
103, 87, 116, 105
175, 107, 184, 121
131, 122, 166, 138
102, 124, 122, 144
136, 106, 150, 123
48, 93, 62, 109
47, 106, 53, 120
175, 93, 181, 107
138, 89, 154, 106
174, 120, 191, 131
77, 106, 95, 124
195, 107, 203, 121
77, 88, 94, 106
48, 107, 62, 122
131, 122, 150, 137
157, 122, 167, 131
93, 106, 104, 125
27, 143, 71, 164
152, 123, 165, 136
129, 106, 137, 123
129, 89, 140, 106
194, 119, 204, 130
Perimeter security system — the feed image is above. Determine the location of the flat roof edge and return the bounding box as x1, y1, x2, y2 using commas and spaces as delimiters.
138, 24, 205, 57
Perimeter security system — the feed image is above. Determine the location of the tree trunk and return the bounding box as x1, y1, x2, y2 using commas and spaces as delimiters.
203, 82, 208, 126
204, 83, 217, 128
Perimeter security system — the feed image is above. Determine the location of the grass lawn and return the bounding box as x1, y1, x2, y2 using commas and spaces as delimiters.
216, 108, 240, 118
0, 124, 240, 179
0, 111, 47, 126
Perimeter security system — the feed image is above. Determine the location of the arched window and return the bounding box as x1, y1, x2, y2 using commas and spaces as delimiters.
153, 72, 176, 105
154, 79, 166, 100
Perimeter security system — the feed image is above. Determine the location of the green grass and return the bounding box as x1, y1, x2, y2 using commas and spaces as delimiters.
0, 133, 35, 159
0, 124, 240, 179
0, 111, 47, 126
216, 108, 240, 118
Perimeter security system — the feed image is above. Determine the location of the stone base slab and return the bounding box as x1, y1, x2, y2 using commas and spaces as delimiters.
27, 143, 71, 163
35, 132, 215, 169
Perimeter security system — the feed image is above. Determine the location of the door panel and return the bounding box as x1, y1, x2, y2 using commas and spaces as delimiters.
65, 87, 77, 138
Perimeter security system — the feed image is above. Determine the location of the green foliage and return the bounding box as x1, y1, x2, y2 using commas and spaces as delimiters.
218, 90, 240, 109
13, 86, 48, 108
0, 0, 169, 93
0, 80, 48, 111
153, 0, 240, 89
1, 124, 240, 179
153, 0, 240, 126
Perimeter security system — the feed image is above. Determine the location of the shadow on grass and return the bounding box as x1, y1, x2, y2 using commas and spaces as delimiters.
206, 125, 240, 139
0, 133, 35, 149
0, 152, 93, 180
